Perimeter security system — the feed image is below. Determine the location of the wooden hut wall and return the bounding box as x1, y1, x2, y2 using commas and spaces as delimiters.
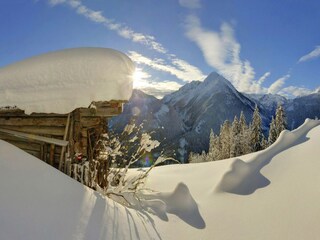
0, 100, 124, 167
0, 111, 67, 165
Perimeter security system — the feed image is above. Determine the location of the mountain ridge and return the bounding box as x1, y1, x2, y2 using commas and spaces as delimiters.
111, 72, 320, 161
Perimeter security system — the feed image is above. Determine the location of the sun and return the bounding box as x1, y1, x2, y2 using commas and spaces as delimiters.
132, 68, 149, 89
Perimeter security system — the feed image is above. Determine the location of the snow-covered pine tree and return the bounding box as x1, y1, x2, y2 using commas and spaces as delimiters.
261, 135, 268, 150
268, 116, 277, 145
220, 120, 231, 159
188, 152, 202, 163
250, 105, 263, 151
208, 129, 215, 158
208, 129, 218, 161
209, 131, 222, 161
230, 116, 241, 157
275, 105, 287, 137
201, 150, 209, 162
239, 111, 251, 155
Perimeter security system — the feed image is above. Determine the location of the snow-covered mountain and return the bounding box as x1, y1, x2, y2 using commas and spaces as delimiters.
110, 89, 185, 145
111, 72, 320, 161
111, 72, 268, 161
245, 93, 288, 113
247, 92, 320, 129
285, 92, 320, 129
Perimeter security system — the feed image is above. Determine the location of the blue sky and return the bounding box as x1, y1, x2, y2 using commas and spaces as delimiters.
1, 0, 319, 98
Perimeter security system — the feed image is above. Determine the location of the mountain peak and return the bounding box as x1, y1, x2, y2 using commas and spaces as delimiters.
204, 72, 233, 87
206, 71, 224, 79
131, 89, 156, 99
200, 72, 236, 94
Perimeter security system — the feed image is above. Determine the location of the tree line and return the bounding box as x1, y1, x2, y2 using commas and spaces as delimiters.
189, 105, 287, 163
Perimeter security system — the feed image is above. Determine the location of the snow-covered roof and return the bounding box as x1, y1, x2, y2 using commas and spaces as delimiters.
0, 48, 135, 114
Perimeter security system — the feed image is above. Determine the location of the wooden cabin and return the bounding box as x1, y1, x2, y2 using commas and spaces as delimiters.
0, 101, 125, 171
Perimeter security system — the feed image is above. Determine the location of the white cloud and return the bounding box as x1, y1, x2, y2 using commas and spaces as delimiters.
179, 0, 201, 9
48, 0, 206, 96
50, 0, 167, 53
48, 1, 316, 99
257, 72, 270, 85
128, 51, 205, 82
267, 74, 290, 94
299, 46, 320, 63
76, 5, 106, 23
136, 79, 182, 98
278, 86, 314, 98
132, 68, 182, 98
184, 16, 316, 98
48, 0, 66, 6
185, 15, 268, 94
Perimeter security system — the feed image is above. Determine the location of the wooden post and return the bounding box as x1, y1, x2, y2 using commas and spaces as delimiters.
49, 144, 55, 166
59, 113, 71, 171
40, 143, 44, 161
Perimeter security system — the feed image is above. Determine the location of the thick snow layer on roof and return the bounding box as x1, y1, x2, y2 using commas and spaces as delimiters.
0, 118, 320, 239
0, 48, 134, 114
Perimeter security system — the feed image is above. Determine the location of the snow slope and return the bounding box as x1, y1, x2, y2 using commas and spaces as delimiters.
0, 119, 320, 239
0, 140, 158, 240
0, 48, 134, 114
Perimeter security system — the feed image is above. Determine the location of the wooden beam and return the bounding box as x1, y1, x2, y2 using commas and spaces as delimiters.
0, 125, 65, 136
0, 117, 68, 127
59, 113, 71, 171
49, 144, 55, 166
0, 128, 68, 147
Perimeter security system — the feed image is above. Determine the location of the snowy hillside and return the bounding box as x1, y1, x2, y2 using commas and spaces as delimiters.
1, 119, 320, 239
0, 48, 134, 114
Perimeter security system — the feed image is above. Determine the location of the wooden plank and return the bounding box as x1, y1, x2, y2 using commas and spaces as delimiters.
0, 112, 66, 118
49, 144, 55, 166
79, 108, 122, 117
0, 128, 68, 147
68, 116, 75, 163
6, 141, 41, 152
40, 143, 45, 161
0, 109, 25, 116
81, 128, 88, 138
79, 117, 101, 128
54, 146, 62, 154
25, 150, 41, 159
30, 113, 67, 117
0, 134, 59, 153
0, 125, 65, 136
59, 113, 71, 171
0, 117, 68, 127
81, 137, 88, 148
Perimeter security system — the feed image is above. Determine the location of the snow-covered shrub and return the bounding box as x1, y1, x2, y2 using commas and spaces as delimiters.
72, 121, 178, 205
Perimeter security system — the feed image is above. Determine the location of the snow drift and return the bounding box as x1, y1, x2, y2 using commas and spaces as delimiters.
0, 119, 320, 239
0, 48, 135, 114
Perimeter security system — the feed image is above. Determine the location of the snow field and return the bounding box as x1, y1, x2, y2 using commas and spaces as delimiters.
0, 119, 319, 239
